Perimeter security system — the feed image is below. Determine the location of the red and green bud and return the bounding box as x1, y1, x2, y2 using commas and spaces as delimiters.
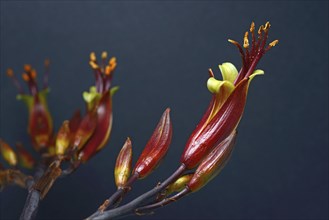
68, 110, 82, 144
133, 108, 172, 179
187, 131, 237, 192
7, 63, 53, 151
181, 22, 278, 169
15, 142, 35, 169
114, 138, 133, 188
56, 121, 71, 155
0, 139, 18, 166
77, 52, 118, 162
73, 112, 98, 151
166, 173, 193, 195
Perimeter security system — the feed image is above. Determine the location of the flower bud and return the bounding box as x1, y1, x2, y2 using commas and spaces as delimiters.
56, 121, 71, 155
133, 108, 172, 179
187, 131, 237, 192
73, 111, 98, 150
68, 110, 82, 144
78, 90, 114, 162
181, 78, 249, 169
0, 139, 17, 166
15, 142, 35, 169
166, 173, 193, 195
114, 138, 133, 188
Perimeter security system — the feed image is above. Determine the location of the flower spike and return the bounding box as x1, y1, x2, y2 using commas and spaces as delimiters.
7, 62, 53, 151
181, 22, 277, 169
77, 52, 118, 162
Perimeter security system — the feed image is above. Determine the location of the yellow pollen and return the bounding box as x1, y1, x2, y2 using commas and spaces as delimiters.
6, 68, 14, 77
24, 64, 32, 72
22, 73, 29, 81
269, 40, 279, 47
101, 51, 108, 60
90, 52, 96, 62
89, 61, 99, 70
250, 22, 255, 32
243, 32, 249, 48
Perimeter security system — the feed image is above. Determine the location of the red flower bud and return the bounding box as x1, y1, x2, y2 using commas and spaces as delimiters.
187, 131, 237, 192
133, 108, 172, 179
181, 79, 248, 169
73, 111, 98, 151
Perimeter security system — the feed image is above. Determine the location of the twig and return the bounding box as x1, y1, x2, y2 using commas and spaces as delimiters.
19, 163, 46, 220
91, 164, 186, 220
87, 173, 139, 219
135, 187, 190, 214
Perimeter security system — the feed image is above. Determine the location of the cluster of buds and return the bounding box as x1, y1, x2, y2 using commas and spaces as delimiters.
1, 52, 118, 199
1, 21, 277, 220
86, 22, 278, 220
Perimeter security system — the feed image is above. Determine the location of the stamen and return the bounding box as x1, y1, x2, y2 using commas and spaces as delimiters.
265, 40, 279, 52
24, 64, 32, 73
228, 39, 247, 70
43, 59, 50, 89
208, 68, 214, 77
89, 61, 99, 70
22, 73, 30, 82
250, 22, 256, 53
105, 66, 111, 75
31, 69, 37, 79
90, 52, 96, 62
101, 51, 108, 60
269, 39, 279, 47
243, 32, 249, 48
6, 68, 24, 94
264, 21, 271, 32
109, 57, 117, 69
258, 25, 264, 35
6, 68, 14, 77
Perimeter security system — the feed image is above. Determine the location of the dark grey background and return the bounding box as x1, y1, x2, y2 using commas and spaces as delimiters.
0, 1, 328, 220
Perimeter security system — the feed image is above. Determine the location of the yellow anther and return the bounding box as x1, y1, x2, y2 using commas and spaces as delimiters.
24, 64, 32, 72
105, 66, 111, 75
109, 57, 117, 70
6, 68, 14, 77
101, 51, 108, 60
269, 40, 279, 47
264, 21, 271, 31
258, 25, 264, 35
90, 52, 96, 62
22, 73, 29, 81
89, 61, 99, 70
243, 32, 249, 48
109, 57, 117, 66
228, 39, 239, 45
31, 69, 37, 79
250, 21, 255, 33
